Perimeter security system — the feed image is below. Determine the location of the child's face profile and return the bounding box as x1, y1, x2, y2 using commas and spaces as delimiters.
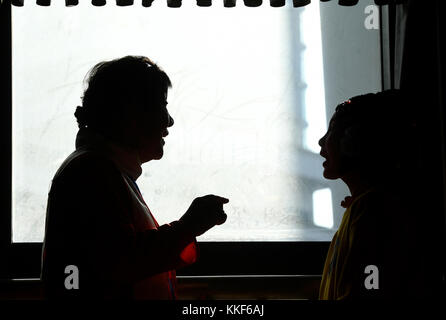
318, 117, 344, 180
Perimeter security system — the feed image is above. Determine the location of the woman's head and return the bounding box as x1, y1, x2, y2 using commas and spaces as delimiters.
75, 55, 174, 162
318, 89, 414, 183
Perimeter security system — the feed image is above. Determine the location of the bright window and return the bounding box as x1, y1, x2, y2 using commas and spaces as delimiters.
313, 188, 334, 229
12, 0, 381, 242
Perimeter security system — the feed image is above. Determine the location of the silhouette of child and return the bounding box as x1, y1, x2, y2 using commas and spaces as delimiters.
41, 56, 229, 299
318, 90, 420, 299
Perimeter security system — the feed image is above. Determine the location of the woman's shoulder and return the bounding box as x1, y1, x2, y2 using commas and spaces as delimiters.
52, 148, 120, 184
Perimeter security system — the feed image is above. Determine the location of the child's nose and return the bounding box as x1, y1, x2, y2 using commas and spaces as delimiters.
318, 135, 325, 147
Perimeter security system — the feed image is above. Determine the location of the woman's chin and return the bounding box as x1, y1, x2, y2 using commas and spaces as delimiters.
139, 147, 163, 162
153, 152, 163, 160
152, 147, 164, 160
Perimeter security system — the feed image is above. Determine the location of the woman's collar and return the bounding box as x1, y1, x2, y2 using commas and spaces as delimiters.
75, 127, 143, 181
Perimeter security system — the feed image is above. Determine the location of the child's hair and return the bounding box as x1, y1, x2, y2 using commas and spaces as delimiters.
74, 55, 172, 133
331, 89, 417, 184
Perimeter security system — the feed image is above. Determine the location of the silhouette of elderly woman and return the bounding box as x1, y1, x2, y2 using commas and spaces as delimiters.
41, 56, 228, 299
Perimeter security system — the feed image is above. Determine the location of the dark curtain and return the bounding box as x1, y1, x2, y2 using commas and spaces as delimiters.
394, 0, 446, 297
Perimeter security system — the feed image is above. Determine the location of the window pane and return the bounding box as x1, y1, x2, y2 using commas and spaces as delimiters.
12, 0, 380, 242
313, 188, 334, 229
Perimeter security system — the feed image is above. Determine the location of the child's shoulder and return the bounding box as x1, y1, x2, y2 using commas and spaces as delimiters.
350, 187, 406, 230
353, 187, 401, 209
350, 188, 379, 211
350, 188, 392, 222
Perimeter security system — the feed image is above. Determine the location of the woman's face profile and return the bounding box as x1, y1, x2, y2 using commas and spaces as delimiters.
124, 90, 174, 163
318, 117, 343, 180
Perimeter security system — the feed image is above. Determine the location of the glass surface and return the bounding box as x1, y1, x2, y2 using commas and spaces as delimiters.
12, 0, 381, 242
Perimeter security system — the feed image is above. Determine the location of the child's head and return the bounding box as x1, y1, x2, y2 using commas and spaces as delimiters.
318, 89, 414, 184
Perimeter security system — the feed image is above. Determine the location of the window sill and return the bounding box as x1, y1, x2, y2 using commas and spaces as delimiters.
0, 275, 321, 300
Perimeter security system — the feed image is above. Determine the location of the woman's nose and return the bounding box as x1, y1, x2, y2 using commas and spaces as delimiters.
318, 135, 325, 147
168, 114, 174, 127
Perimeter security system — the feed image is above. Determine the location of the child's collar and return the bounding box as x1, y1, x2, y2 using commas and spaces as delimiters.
340, 187, 375, 208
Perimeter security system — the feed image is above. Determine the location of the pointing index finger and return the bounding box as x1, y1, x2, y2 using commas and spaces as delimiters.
209, 195, 229, 204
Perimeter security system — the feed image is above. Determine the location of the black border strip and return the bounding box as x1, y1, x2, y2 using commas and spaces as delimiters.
0, 0, 12, 278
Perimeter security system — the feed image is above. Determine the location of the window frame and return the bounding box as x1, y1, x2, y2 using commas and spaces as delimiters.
1, 0, 397, 280
0, 1, 331, 280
